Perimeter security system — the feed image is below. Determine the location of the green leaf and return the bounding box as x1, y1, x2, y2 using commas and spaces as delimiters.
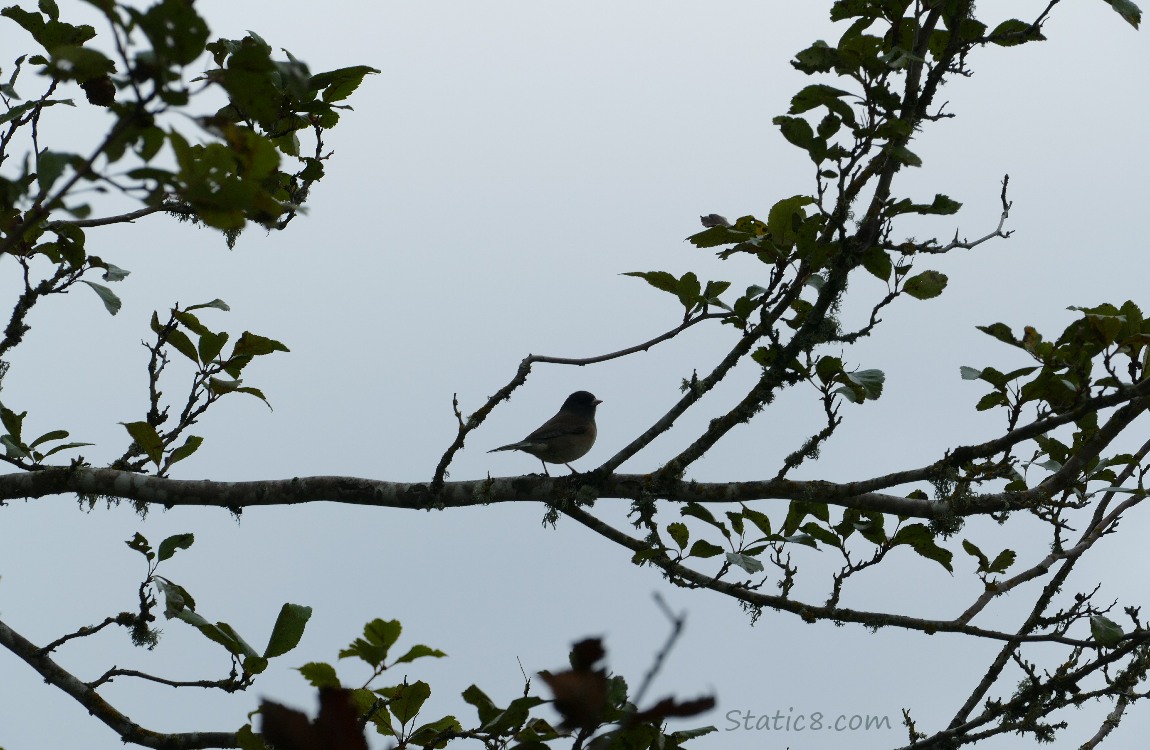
988, 19, 1047, 46
36, 150, 74, 194
100, 262, 130, 282
462, 685, 499, 725
121, 421, 163, 465
861, 246, 891, 280
742, 507, 772, 537
959, 366, 983, 380
409, 716, 464, 749
235, 386, 272, 408
167, 435, 204, 466
297, 661, 341, 688
684, 222, 762, 249
1102, 0, 1142, 29
726, 552, 765, 574
766, 195, 815, 249
388, 680, 432, 725
845, 368, 884, 400
773, 115, 815, 150
134, 0, 210, 65
198, 331, 229, 364
622, 270, 680, 295
339, 618, 401, 667
155, 576, 196, 615
165, 328, 200, 363
676, 271, 701, 311
976, 322, 1020, 347
125, 532, 153, 560
235, 723, 266, 750
666, 522, 690, 550
263, 603, 312, 658
27, 428, 67, 449
393, 644, 447, 665
903, 270, 948, 300
681, 502, 731, 539
1, 435, 29, 458
229, 331, 290, 359
243, 655, 269, 675
81, 280, 121, 315
38, 441, 95, 460
890, 144, 922, 167
988, 549, 1016, 574
800, 521, 840, 548
892, 524, 953, 572
687, 540, 724, 558
962, 539, 989, 571
157, 533, 194, 561
187, 618, 259, 659
186, 298, 231, 312
308, 64, 381, 103
1090, 614, 1124, 647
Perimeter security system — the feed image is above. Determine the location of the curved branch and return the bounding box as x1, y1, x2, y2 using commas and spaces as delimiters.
45, 201, 196, 229
556, 503, 1132, 647
0, 616, 236, 749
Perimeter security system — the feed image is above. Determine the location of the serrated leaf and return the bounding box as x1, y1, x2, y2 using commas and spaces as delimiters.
389, 680, 432, 724
197, 331, 229, 365
297, 661, 341, 688
904, 270, 948, 300
100, 263, 130, 282
339, 618, 401, 667
988, 549, 1016, 574
960, 366, 983, 380
666, 521, 690, 550
846, 368, 885, 400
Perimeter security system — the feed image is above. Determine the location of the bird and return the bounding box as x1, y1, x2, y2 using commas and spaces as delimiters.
488, 391, 602, 475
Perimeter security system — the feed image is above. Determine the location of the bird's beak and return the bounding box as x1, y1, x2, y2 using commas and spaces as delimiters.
594, 399, 603, 405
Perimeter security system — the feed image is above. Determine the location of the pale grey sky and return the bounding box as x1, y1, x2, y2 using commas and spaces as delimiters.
1, 2, 1148, 749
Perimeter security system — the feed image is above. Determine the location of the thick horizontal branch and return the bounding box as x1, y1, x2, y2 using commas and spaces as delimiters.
0, 466, 1078, 519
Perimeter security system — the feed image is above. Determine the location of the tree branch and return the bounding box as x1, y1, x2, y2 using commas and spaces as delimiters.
0, 616, 236, 749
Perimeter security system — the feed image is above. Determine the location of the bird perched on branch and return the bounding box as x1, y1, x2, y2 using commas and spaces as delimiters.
488, 391, 602, 475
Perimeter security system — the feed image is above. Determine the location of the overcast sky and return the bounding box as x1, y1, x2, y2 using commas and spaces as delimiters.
2, 2, 1149, 749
